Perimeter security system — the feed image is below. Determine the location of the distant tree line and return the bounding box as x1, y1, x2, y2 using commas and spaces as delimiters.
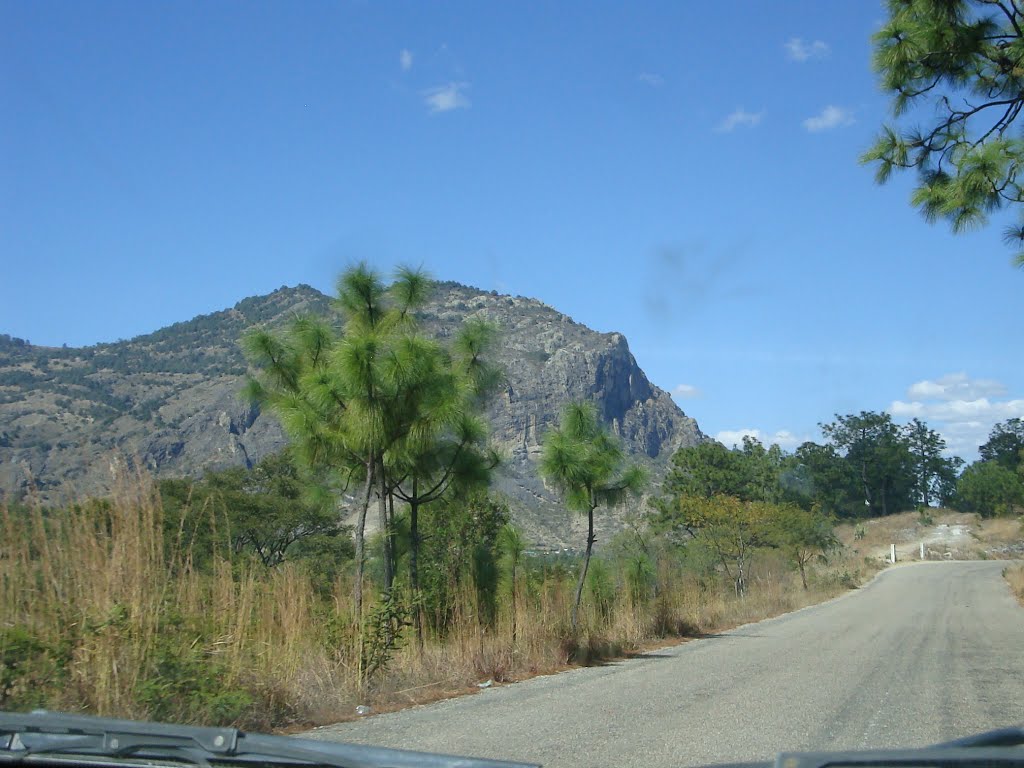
655, 412, 1021, 525
0, 334, 32, 350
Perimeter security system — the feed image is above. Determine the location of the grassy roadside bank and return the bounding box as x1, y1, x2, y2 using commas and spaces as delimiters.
347, 563, 865, 724
1006, 564, 1024, 605
7, 487, 1020, 733
835, 507, 1024, 606
0, 481, 864, 731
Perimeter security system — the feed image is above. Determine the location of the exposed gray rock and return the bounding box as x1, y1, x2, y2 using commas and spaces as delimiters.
0, 283, 706, 547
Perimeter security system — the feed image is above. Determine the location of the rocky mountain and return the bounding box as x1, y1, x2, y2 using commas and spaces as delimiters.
0, 282, 706, 547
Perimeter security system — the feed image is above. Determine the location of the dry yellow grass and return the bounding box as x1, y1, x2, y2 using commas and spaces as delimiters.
0, 475, 348, 727
1, 477, 872, 730
836, 509, 1024, 562
971, 516, 1024, 550
352, 558, 863, 723
1005, 564, 1024, 605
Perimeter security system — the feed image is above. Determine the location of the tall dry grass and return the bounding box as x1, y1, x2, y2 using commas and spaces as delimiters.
2, 474, 171, 717
1005, 564, 1024, 605
0, 472, 352, 727
1, 475, 868, 730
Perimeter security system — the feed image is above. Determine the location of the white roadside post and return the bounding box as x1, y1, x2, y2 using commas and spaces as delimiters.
920, 542, 925, 560
890, 543, 897, 563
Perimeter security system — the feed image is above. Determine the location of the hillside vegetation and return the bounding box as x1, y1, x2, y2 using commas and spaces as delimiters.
0, 286, 331, 496
1, 469, 872, 729
3, 267, 1021, 731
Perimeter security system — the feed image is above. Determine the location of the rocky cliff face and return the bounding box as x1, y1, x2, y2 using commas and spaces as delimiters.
0, 282, 705, 547
415, 283, 704, 546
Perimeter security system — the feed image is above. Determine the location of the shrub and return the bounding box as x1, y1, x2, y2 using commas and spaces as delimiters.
0, 626, 65, 710
136, 628, 253, 724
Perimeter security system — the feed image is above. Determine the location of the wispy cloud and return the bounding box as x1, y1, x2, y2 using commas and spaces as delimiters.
891, 398, 1024, 422
637, 72, 664, 87
716, 428, 808, 452
785, 38, 830, 62
888, 373, 1023, 457
906, 372, 1007, 401
423, 82, 470, 113
718, 107, 764, 132
803, 105, 854, 132
400, 49, 413, 72
672, 383, 701, 399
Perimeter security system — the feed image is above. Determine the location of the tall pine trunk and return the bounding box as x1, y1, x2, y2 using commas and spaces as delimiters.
410, 488, 423, 648
734, 536, 746, 597
353, 459, 375, 620
509, 544, 520, 647
861, 460, 872, 513
571, 505, 596, 634
379, 464, 394, 592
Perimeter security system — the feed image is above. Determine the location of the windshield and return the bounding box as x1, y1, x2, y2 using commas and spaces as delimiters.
1, 2, 1022, 768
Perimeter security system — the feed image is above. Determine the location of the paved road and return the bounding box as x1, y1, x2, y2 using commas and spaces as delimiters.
308, 562, 1024, 767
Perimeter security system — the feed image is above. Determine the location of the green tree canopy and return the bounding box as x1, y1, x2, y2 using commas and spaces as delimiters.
954, 457, 1024, 516
772, 504, 840, 590
903, 417, 963, 506
661, 441, 754, 501
158, 452, 352, 584
385, 319, 502, 643
979, 417, 1024, 470
820, 411, 916, 517
243, 265, 426, 617
243, 263, 498, 622
668, 495, 779, 596
792, 441, 860, 517
863, 0, 1024, 267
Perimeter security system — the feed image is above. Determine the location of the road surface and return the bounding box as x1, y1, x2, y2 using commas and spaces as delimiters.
308, 561, 1024, 767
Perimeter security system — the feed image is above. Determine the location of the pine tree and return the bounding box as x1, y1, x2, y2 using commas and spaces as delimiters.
863, 0, 1024, 267
540, 402, 645, 633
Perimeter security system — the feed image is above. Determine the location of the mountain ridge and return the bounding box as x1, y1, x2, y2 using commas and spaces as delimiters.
0, 281, 706, 547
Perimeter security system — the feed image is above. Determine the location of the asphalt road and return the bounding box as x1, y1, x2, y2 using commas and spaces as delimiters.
307, 562, 1024, 767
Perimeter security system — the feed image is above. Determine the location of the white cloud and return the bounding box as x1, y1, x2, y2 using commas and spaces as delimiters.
718, 107, 764, 132
672, 383, 701, 399
933, 420, 993, 458
400, 49, 414, 72
785, 38, 830, 62
715, 428, 808, 452
637, 72, 664, 87
803, 105, 854, 132
423, 82, 470, 113
888, 397, 1024, 421
890, 398, 1024, 422
888, 373, 1023, 458
906, 372, 1006, 401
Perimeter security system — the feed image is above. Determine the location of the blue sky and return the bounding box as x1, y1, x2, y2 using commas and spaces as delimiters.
2, 1, 1021, 461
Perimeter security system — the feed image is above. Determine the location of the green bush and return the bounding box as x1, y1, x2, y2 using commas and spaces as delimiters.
360, 590, 411, 684
0, 626, 65, 710
136, 628, 252, 725
815, 568, 860, 591
586, 559, 616, 620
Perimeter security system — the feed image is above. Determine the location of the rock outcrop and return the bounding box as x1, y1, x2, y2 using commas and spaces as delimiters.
0, 282, 706, 546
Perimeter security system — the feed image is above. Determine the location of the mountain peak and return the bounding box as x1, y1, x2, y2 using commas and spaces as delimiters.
0, 282, 705, 546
